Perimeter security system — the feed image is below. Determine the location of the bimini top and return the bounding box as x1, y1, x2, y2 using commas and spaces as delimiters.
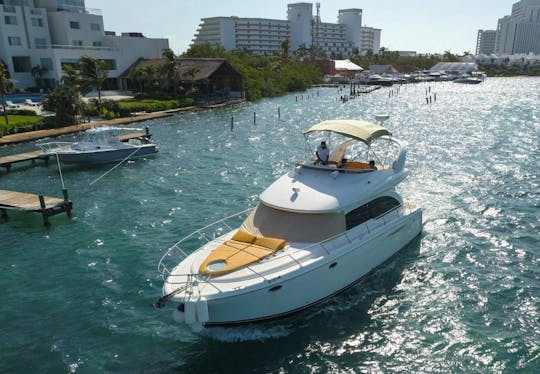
304, 120, 391, 145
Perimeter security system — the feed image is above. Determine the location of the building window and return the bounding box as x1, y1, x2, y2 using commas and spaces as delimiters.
101, 59, 116, 70
70, 21, 80, 29
72, 40, 83, 46
12, 56, 32, 72
4, 15, 17, 25
31, 18, 43, 27
90, 23, 100, 31
40, 58, 53, 71
92, 41, 102, 47
8, 36, 21, 46
3, 5, 16, 13
35, 38, 47, 48
60, 59, 79, 70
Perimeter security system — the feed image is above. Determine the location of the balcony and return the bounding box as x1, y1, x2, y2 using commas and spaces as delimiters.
51, 44, 117, 52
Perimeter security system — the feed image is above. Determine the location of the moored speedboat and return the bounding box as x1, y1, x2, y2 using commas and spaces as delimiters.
38, 127, 158, 164
156, 119, 422, 329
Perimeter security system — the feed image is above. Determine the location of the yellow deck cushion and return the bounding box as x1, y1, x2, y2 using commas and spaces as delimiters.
253, 236, 286, 251
199, 236, 287, 277
345, 161, 370, 169
230, 229, 257, 243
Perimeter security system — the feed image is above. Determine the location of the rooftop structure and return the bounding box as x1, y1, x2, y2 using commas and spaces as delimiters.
0, 0, 168, 90
192, 2, 382, 58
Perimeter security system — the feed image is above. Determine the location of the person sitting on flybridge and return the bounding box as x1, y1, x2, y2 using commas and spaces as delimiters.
316, 141, 329, 165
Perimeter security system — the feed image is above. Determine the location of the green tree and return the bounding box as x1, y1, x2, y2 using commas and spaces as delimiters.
0, 62, 15, 126
78, 55, 109, 114
43, 85, 83, 126
128, 66, 146, 93
31, 64, 47, 88
280, 39, 290, 59
161, 48, 180, 94
143, 65, 160, 92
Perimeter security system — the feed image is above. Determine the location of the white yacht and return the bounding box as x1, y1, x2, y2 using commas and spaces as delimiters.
156, 119, 422, 329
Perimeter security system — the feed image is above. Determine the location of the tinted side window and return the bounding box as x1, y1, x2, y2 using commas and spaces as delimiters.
345, 197, 400, 230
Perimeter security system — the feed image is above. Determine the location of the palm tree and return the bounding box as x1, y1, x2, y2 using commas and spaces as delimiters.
78, 55, 109, 114
161, 48, 179, 94
31, 64, 47, 88
0, 62, 15, 126
128, 66, 145, 94
280, 39, 290, 59
143, 65, 159, 92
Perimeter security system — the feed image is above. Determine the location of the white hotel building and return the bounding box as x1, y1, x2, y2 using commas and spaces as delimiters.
192, 2, 381, 57
0, 0, 168, 90
478, 0, 540, 55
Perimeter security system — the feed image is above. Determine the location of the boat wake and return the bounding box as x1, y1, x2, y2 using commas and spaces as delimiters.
200, 323, 293, 342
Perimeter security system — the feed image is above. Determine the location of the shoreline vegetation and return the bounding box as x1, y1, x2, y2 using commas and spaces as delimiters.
1, 44, 538, 141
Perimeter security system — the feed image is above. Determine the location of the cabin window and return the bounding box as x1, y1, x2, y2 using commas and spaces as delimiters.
345, 197, 400, 230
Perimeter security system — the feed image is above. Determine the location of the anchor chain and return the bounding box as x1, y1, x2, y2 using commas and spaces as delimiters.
152, 284, 189, 309
153, 275, 195, 309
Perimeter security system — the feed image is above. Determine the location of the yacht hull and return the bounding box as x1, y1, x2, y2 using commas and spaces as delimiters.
55, 144, 158, 164
172, 208, 422, 327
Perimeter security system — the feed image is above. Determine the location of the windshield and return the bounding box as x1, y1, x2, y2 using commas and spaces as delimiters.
241, 203, 346, 243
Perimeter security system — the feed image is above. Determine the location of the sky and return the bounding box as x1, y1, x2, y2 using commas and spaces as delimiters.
87, 0, 517, 55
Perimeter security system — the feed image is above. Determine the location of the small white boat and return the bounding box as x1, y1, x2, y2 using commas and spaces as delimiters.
38, 127, 158, 164
453, 74, 483, 84
156, 119, 422, 329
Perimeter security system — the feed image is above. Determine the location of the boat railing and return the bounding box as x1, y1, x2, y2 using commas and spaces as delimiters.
37, 142, 73, 153
158, 204, 413, 294
157, 208, 254, 277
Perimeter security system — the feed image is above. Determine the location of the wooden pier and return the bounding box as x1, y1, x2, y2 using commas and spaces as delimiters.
0, 151, 50, 172
0, 188, 72, 225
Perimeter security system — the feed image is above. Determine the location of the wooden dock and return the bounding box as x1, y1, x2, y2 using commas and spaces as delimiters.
0, 188, 72, 225
0, 151, 50, 171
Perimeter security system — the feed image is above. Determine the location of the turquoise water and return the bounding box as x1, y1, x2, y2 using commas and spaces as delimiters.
1, 77, 539, 372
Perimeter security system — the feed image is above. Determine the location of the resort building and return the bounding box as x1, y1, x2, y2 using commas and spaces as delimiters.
360, 26, 381, 54
493, 0, 540, 54
475, 29, 497, 54
0, 0, 168, 90
192, 2, 382, 58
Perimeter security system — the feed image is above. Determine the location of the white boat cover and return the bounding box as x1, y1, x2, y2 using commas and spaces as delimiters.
304, 120, 391, 144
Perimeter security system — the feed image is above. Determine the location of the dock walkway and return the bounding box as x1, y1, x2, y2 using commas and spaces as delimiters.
0, 189, 72, 225
0, 151, 49, 171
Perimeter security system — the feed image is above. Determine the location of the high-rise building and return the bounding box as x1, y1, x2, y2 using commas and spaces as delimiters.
360, 26, 381, 54
0, 0, 168, 90
192, 2, 380, 58
476, 29, 497, 54
493, 0, 540, 54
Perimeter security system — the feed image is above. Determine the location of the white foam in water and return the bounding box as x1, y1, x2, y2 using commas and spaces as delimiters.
200, 324, 292, 342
